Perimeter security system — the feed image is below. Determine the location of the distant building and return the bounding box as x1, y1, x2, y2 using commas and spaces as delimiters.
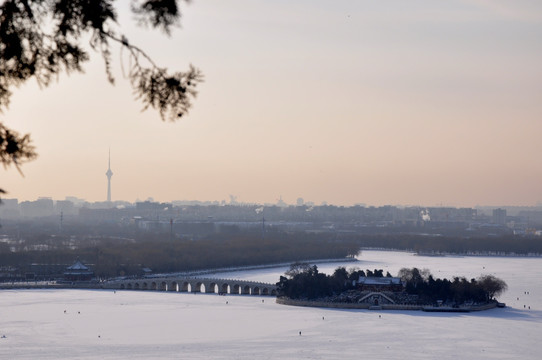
0, 198, 19, 218
276, 196, 287, 207
20, 197, 54, 217
65, 196, 86, 206
356, 277, 404, 292
56, 200, 76, 216
492, 208, 507, 225
518, 210, 542, 226
64, 260, 94, 282
136, 201, 171, 212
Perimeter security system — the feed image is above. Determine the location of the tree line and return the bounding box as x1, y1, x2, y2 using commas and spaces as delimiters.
398, 267, 508, 304
347, 234, 542, 255
0, 233, 360, 279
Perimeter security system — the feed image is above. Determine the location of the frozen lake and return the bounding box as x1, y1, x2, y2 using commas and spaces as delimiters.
1, 250, 540, 359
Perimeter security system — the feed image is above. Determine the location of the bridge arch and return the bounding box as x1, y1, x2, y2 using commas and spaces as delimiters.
160, 281, 168, 291
113, 277, 277, 295
207, 282, 218, 293
169, 281, 178, 292
220, 283, 229, 294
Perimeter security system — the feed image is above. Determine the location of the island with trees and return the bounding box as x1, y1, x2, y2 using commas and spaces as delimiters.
276, 263, 508, 312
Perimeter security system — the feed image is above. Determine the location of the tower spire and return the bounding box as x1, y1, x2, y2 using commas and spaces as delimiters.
106, 149, 113, 203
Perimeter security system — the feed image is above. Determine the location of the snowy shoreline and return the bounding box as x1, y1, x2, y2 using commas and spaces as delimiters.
141, 257, 359, 279
361, 247, 542, 257
276, 297, 499, 312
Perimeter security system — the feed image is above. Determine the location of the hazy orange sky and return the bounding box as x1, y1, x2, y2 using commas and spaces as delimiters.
2, 0, 542, 207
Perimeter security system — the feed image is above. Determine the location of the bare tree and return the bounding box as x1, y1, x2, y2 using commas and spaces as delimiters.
285, 262, 311, 278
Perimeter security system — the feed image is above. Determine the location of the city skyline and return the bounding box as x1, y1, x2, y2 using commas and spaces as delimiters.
4, 192, 542, 210
2, 0, 542, 207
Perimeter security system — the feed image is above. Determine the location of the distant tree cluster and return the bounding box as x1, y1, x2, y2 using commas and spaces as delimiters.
277, 265, 336, 300
0, 233, 360, 279
398, 267, 508, 304
277, 265, 392, 300
349, 234, 542, 255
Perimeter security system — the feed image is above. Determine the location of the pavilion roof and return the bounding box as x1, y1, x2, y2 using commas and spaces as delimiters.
66, 260, 89, 271
358, 276, 402, 285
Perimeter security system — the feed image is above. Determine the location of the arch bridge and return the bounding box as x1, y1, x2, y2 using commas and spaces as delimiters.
103, 276, 277, 296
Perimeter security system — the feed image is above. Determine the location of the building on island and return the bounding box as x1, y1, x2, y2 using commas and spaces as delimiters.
356, 277, 404, 292
64, 260, 94, 282
352, 277, 405, 306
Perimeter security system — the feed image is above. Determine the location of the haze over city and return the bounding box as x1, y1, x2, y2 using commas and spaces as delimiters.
2, 0, 542, 207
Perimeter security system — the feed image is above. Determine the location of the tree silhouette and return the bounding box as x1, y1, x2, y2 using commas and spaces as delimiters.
0, 0, 203, 195
478, 274, 508, 301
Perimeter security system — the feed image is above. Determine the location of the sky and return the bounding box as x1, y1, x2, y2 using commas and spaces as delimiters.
2, 0, 542, 207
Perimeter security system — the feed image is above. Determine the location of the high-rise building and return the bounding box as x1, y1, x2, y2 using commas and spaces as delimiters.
106, 150, 113, 203
492, 208, 506, 225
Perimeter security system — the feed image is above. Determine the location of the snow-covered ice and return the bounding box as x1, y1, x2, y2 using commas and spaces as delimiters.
1, 251, 540, 359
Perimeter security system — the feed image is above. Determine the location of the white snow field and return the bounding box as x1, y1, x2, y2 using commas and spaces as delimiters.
1, 251, 540, 359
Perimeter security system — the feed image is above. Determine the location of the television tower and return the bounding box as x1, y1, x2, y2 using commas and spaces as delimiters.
106, 149, 113, 203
